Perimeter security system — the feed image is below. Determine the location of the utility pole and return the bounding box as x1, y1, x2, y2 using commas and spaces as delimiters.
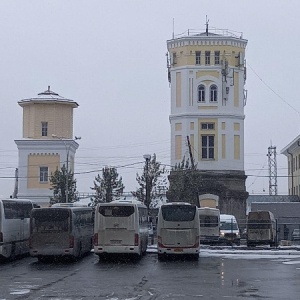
187, 136, 195, 169
143, 154, 151, 208
267, 145, 278, 195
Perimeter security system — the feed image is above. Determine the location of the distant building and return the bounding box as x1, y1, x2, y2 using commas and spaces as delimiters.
15, 86, 79, 207
166, 25, 248, 223
281, 135, 300, 196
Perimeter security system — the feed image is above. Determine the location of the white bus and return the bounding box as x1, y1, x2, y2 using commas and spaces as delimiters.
30, 203, 94, 261
157, 202, 200, 259
0, 198, 35, 259
93, 200, 148, 259
199, 207, 220, 244
247, 210, 276, 247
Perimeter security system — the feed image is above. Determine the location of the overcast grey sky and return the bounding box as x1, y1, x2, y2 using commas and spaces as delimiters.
0, 0, 299, 197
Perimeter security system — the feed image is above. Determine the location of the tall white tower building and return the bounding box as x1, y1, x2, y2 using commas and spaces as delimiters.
167, 26, 248, 222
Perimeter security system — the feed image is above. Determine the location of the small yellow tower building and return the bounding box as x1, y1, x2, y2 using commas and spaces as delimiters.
15, 86, 79, 206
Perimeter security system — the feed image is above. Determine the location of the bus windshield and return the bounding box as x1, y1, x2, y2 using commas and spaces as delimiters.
31, 209, 70, 232
99, 205, 134, 217
220, 222, 239, 230
200, 215, 219, 227
161, 205, 196, 222
248, 220, 271, 229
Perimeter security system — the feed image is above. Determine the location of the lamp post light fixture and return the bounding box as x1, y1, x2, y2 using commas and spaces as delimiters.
143, 154, 151, 208
52, 134, 81, 203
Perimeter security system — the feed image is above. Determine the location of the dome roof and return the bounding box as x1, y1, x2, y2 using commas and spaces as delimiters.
18, 86, 79, 108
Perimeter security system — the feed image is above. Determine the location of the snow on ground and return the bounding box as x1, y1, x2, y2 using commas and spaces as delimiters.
147, 244, 300, 261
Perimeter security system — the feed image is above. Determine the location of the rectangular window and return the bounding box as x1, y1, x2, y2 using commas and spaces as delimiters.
172, 52, 177, 65
41, 122, 48, 137
205, 51, 210, 65
195, 51, 201, 65
201, 123, 214, 130
214, 51, 220, 65
40, 166, 48, 183
202, 135, 214, 159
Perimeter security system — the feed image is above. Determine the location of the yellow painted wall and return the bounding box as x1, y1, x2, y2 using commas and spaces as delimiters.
199, 199, 218, 208
175, 135, 182, 160
234, 71, 239, 107
176, 72, 181, 107
222, 134, 226, 159
234, 135, 240, 160
28, 154, 60, 189
23, 103, 73, 139
175, 123, 182, 131
234, 122, 240, 131
198, 106, 218, 110
189, 78, 194, 106
196, 71, 219, 79
190, 134, 194, 154
170, 44, 246, 68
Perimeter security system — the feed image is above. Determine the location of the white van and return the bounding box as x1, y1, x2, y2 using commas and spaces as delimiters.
219, 214, 240, 245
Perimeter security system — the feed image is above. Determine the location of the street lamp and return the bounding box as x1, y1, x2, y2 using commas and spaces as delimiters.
52, 134, 81, 203
143, 154, 151, 208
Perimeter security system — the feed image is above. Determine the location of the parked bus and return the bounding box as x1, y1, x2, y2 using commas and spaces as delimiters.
0, 198, 35, 259
199, 207, 220, 244
246, 210, 276, 247
93, 200, 148, 258
157, 202, 200, 259
30, 203, 94, 261
219, 214, 241, 246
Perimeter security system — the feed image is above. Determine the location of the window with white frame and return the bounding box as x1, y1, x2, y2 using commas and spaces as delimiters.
201, 123, 214, 130
197, 85, 205, 102
40, 166, 48, 183
214, 51, 220, 65
205, 51, 211, 65
210, 85, 218, 102
202, 135, 214, 159
41, 122, 48, 137
195, 51, 201, 65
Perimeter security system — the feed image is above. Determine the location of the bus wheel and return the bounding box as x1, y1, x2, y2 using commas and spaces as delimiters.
158, 253, 165, 261
192, 254, 199, 261
10, 243, 16, 260
78, 242, 82, 258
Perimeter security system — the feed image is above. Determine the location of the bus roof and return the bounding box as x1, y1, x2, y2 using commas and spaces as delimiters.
97, 199, 147, 207
220, 214, 237, 222
162, 202, 192, 206
51, 203, 89, 207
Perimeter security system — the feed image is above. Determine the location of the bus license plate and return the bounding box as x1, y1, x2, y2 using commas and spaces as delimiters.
111, 240, 122, 244
174, 248, 183, 252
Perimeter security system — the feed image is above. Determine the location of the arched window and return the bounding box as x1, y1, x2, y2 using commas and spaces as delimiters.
198, 85, 205, 102
210, 85, 217, 102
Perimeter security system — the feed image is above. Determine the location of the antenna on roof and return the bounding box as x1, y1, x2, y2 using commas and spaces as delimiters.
172, 18, 175, 39
205, 15, 209, 36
